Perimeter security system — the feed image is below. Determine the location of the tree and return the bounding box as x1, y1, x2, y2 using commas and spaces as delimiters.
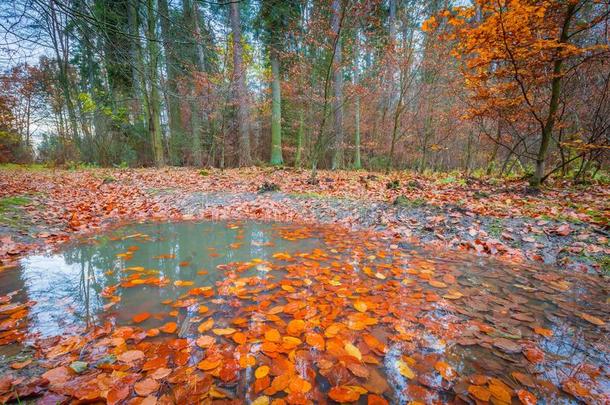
230, 1, 252, 166
330, 0, 344, 170
440, 0, 610, 186
146, 0, 165, 167
257, 0, 300, 166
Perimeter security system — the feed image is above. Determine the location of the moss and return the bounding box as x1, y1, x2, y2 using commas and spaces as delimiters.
393, 195, 426, 208
487, 218, 503, 239
0, 196, 31, 212
0, 195, 31, 228
599, 256, 610, 276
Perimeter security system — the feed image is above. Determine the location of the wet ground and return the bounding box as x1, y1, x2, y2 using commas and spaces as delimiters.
1, 220, 608, 403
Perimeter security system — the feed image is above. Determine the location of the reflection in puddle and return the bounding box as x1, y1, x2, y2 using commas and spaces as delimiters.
0, 220, 608, 403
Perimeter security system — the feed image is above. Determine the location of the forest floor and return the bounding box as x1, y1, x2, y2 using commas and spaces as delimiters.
0, 165, 609, 404
1, 165, 608, 275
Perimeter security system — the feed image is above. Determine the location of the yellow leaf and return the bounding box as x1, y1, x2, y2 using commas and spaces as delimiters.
579, 312, 604, 326
344, 342, 362, 360
397, 359, 415, 379
353, 300, 368, 313
198, 318, 214, 333
213, 328, 236, 336
251, 396, 270, 405
255, 365, 270, 379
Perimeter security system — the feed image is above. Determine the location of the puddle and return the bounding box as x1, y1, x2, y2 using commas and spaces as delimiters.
0, 220, 608, 403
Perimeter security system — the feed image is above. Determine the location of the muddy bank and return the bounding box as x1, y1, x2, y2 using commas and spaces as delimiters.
170, 190, 609, 275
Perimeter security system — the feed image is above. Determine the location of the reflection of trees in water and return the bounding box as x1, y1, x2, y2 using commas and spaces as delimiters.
61, 239, 120, 328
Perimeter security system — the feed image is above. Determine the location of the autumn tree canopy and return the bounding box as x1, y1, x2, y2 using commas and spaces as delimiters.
0, 0, 607, 184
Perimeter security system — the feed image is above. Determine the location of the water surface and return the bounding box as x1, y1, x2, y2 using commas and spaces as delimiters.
0, 220, 607, 404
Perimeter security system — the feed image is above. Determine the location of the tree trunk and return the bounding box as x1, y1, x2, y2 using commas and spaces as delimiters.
295, 109, 304, 167
230, 1, 252, 166
159, 0, 182, 164
269, 48, 283, 165
353, 29, 362, 170
189, 0, 206, 166
330, 0, 343, 170
530, 4, 575, 187
48, 0, 79, 146
146, 0, 165, 167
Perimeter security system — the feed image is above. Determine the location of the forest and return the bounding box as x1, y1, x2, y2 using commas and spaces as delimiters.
0, 0, 608, 186
0, 1, 609, 405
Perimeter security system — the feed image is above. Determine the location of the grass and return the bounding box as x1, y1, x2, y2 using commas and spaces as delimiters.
0, 196, 31, 211
599, 256, 610, 276
0, 163, 47, 171
393, 195, 426, 208
0, 195, 32, 228
487, 218, 503, 239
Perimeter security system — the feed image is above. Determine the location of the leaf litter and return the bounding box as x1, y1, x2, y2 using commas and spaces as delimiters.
0, 220, 608, 404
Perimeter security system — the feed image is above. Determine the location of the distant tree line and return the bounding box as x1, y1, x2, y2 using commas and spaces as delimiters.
0, 0, 608, 185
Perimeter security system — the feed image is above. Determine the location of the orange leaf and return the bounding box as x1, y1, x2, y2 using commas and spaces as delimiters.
255, 365, 270, 379
516, 389, 537, 405
159, 322, 177, 334
232, 332, 247, 344
329, 386, 361, 403
212, 328, 236, 336
117, 350, 145, 363
134, 378, 159, 396
265, 328, 281, 342
468, 385, 491, 402
197, 358, 221, 371
286, 319, 305, 336
305, 333, 325, 350
132, 312, 151, 323
198, 318, 214, 333
434, 361, 457, 381
367, 394, 389, 405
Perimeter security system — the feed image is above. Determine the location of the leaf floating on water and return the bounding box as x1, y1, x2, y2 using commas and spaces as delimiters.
578, 312, 605, 326
134, 378, 159, 396
69, 361, 87, 373
344, 342, 362, 361
434, 361, 456, 381
328, 386, 362, 403
468, 385, 491, 402
442, 290, 463, 299
489, 378, 512, 403
117, 350, 144, 363
153, 253, 175, 259
533, 326, 553, 337
132, 312, 151, 323
353, 300, 368, 312
397, 359, 415, 379
286, 319, 305, 336
511, 371, 536, 388
10, 358, 32, 369
212, 328, 236, 336
523, 345, 545, 364
305, 333, 325, 350
265, 328, 281, 342
367, 394, 389, 405
197, 358, 221, 371
429, 280, 447, 288
492, 338, 521, 354
159, 322, 177, 334
251, 396, 270, 405
561, 378, 591, 401
198, 318, 214, 333
516, 389, 537, 405
255, 365, 270, 379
